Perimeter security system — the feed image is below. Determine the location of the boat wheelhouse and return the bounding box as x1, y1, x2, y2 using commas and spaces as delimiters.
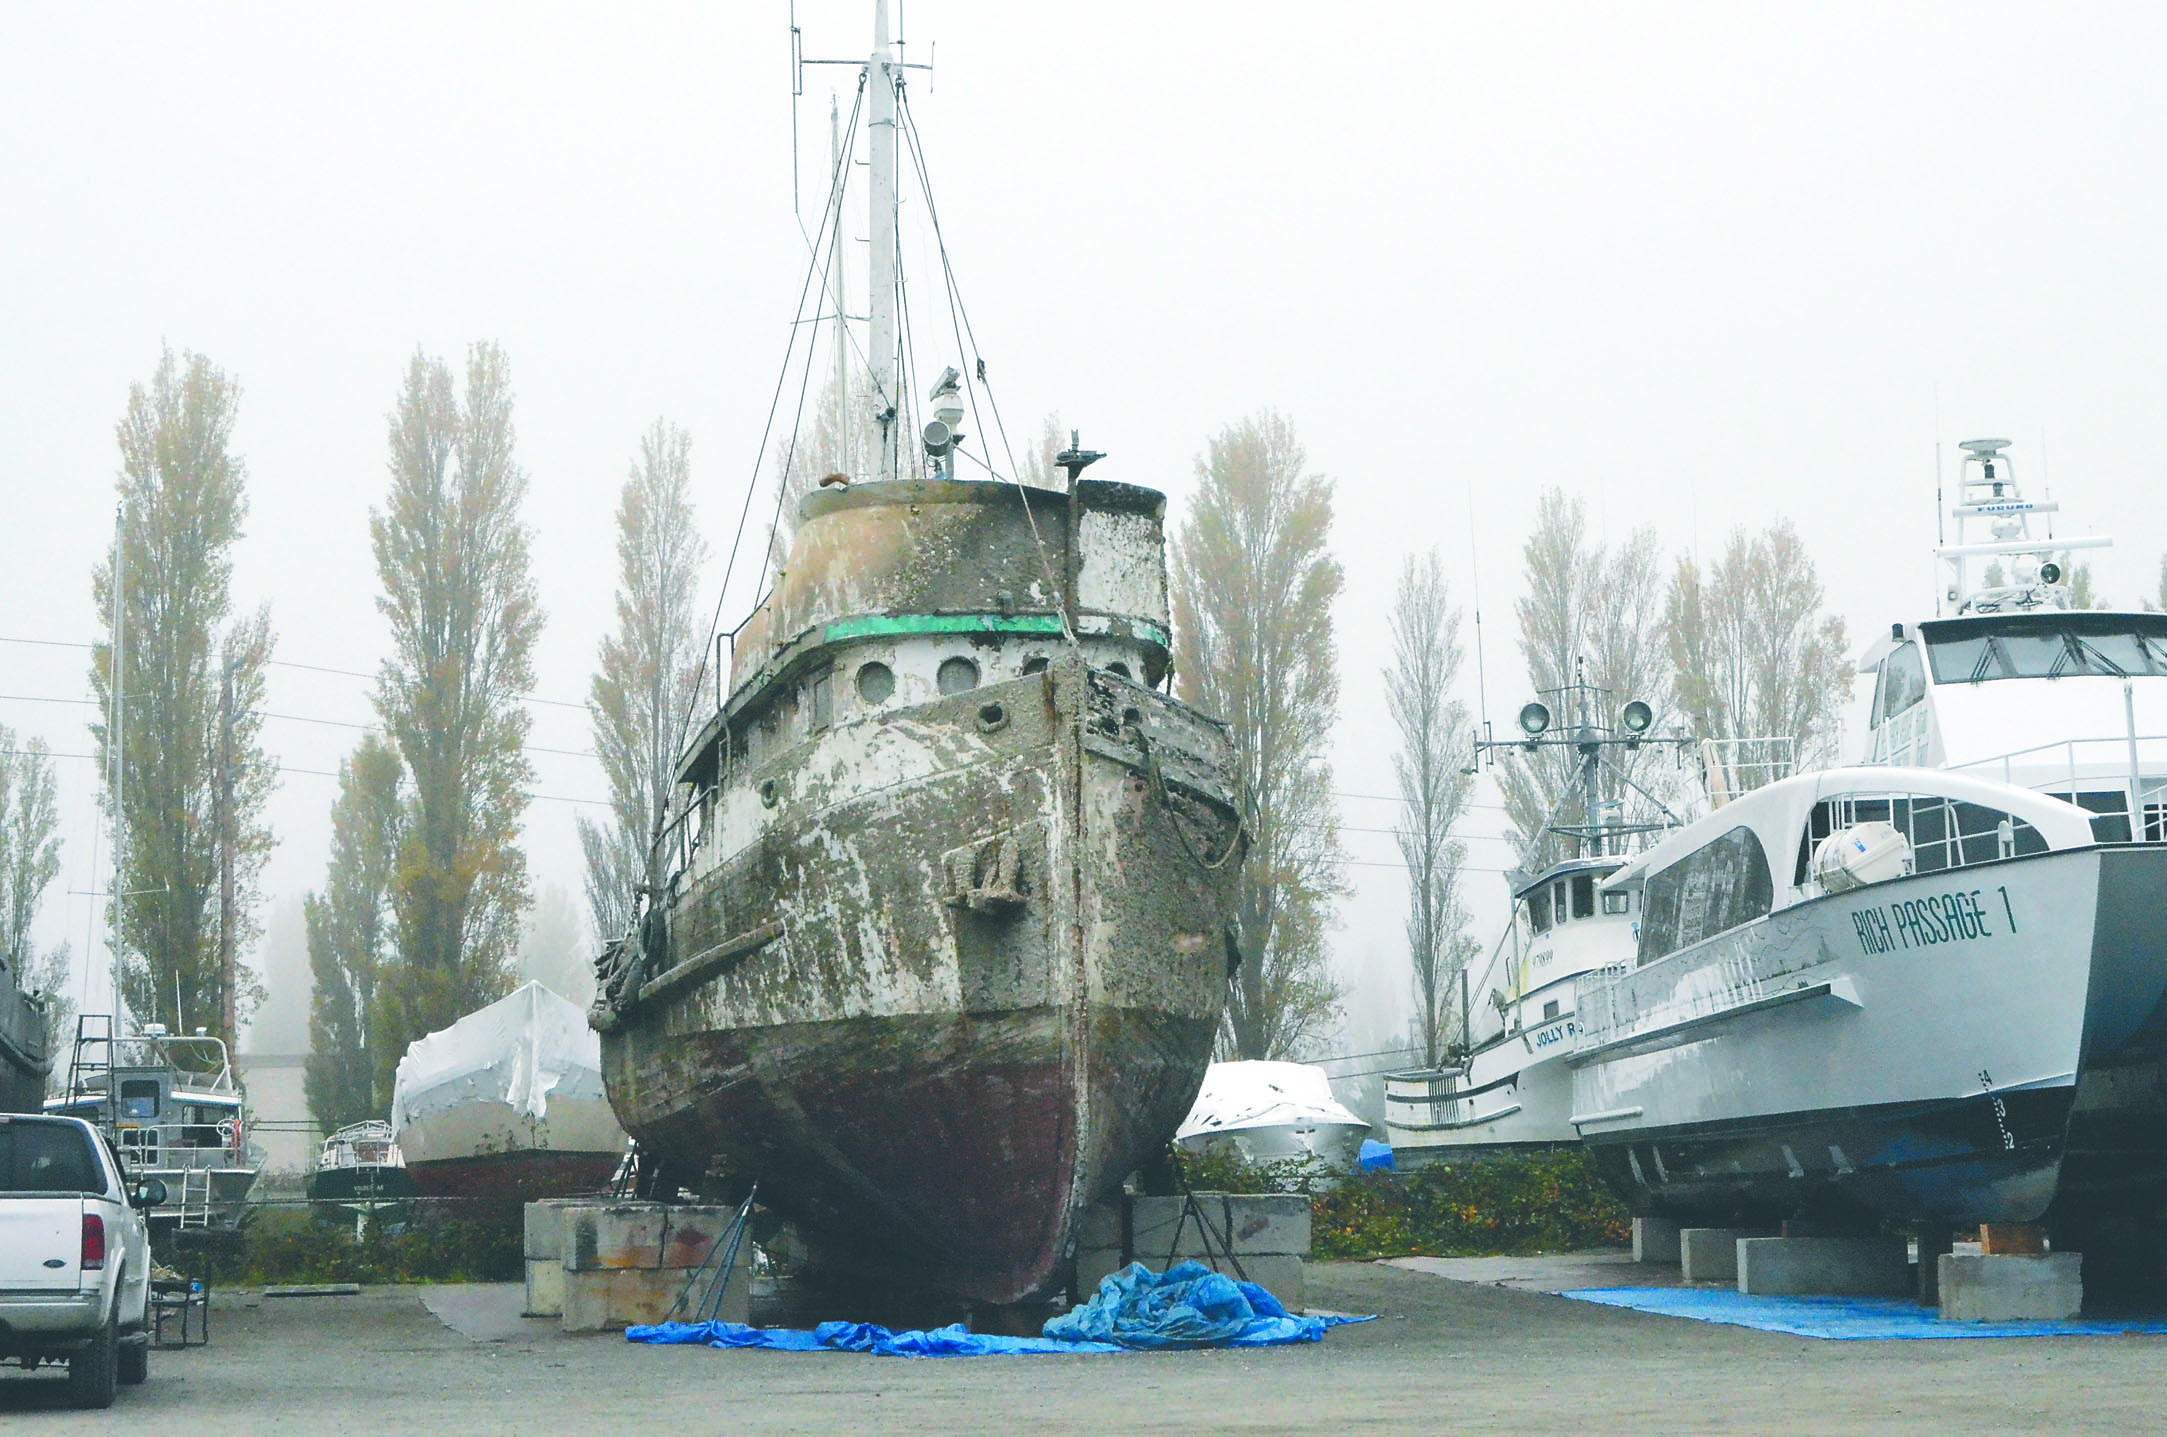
46, 1018, 259, 1231
1569, 764, 2167, 1234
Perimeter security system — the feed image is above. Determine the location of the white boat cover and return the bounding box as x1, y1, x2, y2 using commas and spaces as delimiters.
1174, 1060, 1366, 1143
390, 981, 624, 1161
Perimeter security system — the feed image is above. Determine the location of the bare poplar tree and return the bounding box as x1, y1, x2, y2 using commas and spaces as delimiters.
1385, 552, 1476, 1069
1, 731, 72, 1092
89, 347, 276, 1046
369, 343, 541, 1093
580, 420, 709, 946
1498, 489, 1671, 867
1170, 411, 1345, 1060
1018, 413, 1066, 488
1665, 520, 1850, 788
303, 734, 404, 1129
769, 374, 876, 571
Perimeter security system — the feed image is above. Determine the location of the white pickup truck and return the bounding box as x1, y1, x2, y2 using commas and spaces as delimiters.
0, 1113, 165, 1408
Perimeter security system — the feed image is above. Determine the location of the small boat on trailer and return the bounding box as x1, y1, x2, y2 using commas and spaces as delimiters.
1569, 764, 2167, 1239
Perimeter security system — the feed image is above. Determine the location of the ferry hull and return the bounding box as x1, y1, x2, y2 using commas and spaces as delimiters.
1574, 846, 2167, 1227
599, 663, 1239, 1303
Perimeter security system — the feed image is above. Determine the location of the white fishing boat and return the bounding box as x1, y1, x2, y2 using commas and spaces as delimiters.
1176, 1062, 1370, 1169
1569, 761, 2167, 1234
1386, 684, 1687, 1163
392, 982, 627, 1201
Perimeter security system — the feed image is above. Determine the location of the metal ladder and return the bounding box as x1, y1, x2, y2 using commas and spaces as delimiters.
175, 1166, 213, 1229
65, 1013, 114, 1103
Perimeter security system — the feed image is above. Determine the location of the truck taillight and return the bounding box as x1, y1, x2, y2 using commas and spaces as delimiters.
81, 1214, 106, 1270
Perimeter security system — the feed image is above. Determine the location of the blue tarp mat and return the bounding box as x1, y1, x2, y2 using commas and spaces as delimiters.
1357, 1139, 1396, 1172
1562, 1287, 2167, 1340
627, 1261, 1372, 1357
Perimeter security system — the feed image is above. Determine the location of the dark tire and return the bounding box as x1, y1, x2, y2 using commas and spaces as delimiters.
118, 1336, 148, 1386
67, 1310, 118, 1409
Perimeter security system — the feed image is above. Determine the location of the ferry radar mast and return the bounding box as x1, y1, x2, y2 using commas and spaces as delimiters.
1936, 438, 2110, 614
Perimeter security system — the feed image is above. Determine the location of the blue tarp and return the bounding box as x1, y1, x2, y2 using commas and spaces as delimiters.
626, 1261, 1372, 1357
1357, 1139, 1396, 1172
1562, 1287, 2167, 1340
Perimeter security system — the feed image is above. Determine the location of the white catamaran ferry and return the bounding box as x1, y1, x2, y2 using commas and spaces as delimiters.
1572, 439, 2167, 1238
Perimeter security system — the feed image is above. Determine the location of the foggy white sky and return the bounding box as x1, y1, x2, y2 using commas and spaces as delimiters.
5, 3, 2165, 1056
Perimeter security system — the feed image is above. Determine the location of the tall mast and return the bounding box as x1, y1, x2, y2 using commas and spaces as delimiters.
828, 94, 851, 478
866, 0, 899, 481
107, 504, 128, 1033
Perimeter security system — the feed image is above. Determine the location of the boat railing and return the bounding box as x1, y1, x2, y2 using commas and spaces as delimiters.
112, 1116, 249, 1173
1701, 736, 1802, 807
1946, 732, 2167, 837
1383, 1069, 1472, 1133
1562, 963, 1636, 1049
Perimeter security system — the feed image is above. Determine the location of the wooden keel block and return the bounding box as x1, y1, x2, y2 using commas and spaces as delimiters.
1978, 1223, 2047, 1255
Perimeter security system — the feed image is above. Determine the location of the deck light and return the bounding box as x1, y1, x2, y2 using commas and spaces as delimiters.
1518, 702, 1551, 737
1621, 701, 1653, 735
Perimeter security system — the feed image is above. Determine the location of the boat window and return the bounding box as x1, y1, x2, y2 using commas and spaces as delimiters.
0, 1122, 103, 1195
1793, 793, 2051, 885
1601, 890, 1631, 916
1106, 662, 1133, 682
1022, 656, 1049, 676
809, 669, 833, 730
1542, 1000, 1560, 1022
1638, 825, 1774, 964
1872, 643, 1927, 725
2048, 790, 2133, 843
1553, 881, 1568, 925
1922, 614, 2167, 683
119, 1079, 159, 1120
1571, 874, 1596, 919
1526, 884, 1553, 934
855, 661, 895, 704
937, 656, 980, 695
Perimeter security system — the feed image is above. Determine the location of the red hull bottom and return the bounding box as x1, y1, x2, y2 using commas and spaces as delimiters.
405, 1150, 620, 1203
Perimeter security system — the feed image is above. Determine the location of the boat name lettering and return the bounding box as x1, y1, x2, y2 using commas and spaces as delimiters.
1849, 888, 1996, 956
1532, 1020, 1577, 1050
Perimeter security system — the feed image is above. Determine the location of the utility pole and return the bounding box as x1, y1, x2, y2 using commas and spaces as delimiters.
217, 656, 237, 1048
107, 504, 128, 1034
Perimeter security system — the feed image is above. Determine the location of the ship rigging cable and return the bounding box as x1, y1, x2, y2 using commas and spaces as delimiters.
672, 74, 867, 776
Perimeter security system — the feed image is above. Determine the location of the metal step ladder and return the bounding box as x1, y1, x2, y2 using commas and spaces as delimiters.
65, 1013, 114, 1105
175, 1166, 213, 1230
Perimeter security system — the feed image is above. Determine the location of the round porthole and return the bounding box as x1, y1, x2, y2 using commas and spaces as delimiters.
855, 662, 895, 704
937, 656, 980, 695
1106, 661, 1133, 682
759, 779, 780, 808
976, 702, 1008, 733
1021, 656, 1049, 676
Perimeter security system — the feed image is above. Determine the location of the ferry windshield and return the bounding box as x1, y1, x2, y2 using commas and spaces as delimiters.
1921, 614, 2167, 684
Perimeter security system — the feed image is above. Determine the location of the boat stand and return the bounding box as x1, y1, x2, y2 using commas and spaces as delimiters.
664, 1182, 760, 1325
1164, 1182, 1250, 1284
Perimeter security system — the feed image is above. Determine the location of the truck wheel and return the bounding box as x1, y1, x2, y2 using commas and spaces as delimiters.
118, 1335, 149, 1385
67, 1310, 119, 1409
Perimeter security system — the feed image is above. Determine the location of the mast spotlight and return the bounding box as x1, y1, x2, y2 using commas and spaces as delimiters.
1518, 702, 1551, 737
1621, 701, 1654, 734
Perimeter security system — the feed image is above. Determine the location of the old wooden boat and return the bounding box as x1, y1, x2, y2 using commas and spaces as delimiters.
592, 474, 1242, 1301
588, 4, 1241, 1306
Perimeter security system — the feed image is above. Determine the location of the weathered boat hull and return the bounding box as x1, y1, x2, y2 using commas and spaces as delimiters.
601, 659, 1239, 1302
1574, 846, 2167, 1229
404, 1150, 620, 1202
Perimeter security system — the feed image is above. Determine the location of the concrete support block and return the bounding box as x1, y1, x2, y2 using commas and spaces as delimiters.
1222, 1195, 1311, 1255
1076, 1202, 1123, 1252
524, 1257, 566, 1318
1228, 1254, 1304, 1310
1679, 1228, 1771, 1284
1075, 1246, 1125, 1297
1737, 1235, 1910, 1297
523, 1199, 583, 1262
1633, 1217, 1681, 1266
565, 1203, 743, 1272
561, 1265, 751, 1332
1938, 1252, 2082, 1322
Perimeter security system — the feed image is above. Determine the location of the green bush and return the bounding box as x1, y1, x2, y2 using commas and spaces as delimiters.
201, 1201, 523, 1286
1172, 1146, 1631, 1260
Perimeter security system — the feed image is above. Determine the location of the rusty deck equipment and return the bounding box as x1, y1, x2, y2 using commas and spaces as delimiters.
591, 475, 1242, 1302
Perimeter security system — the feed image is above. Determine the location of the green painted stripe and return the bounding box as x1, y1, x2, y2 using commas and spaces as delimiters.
824, 613, 1068, 640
